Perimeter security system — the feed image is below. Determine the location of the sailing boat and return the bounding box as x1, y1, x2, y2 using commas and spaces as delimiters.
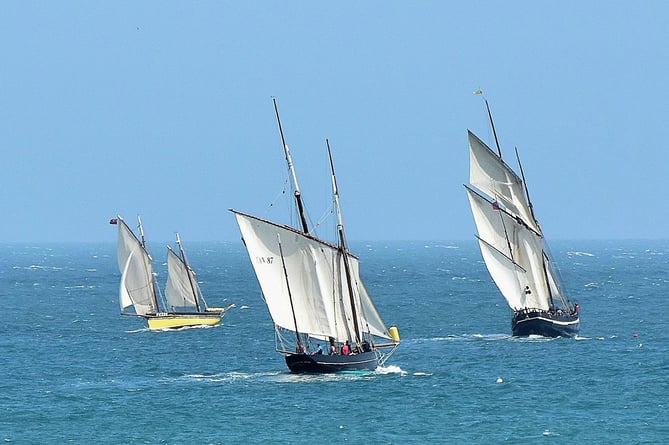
112, 215, 234, 330
464, 96, 580, 338
230, 99, 400, 373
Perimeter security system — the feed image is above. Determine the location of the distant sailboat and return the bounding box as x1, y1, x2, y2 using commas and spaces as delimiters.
230, 99, 400, 373
464, 95, 580, 337
112, 215, 234, 330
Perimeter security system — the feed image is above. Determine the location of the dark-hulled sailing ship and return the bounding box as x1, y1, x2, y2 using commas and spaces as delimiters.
464, 94, 580, 338
231, 99, 400, 372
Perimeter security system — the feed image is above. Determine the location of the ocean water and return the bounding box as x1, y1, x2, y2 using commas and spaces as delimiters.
1, 240, 668, 443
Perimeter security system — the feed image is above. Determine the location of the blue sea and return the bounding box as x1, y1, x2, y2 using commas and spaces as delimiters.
2, 240, 668, 443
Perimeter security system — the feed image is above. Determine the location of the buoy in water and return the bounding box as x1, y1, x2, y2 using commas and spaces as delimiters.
496, 377, 503, 384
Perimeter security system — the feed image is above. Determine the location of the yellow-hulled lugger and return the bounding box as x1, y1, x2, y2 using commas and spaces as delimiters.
145, 306, 235, 330
113, 215, 234, 330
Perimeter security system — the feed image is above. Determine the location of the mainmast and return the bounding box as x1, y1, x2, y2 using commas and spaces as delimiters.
137, 215, 160, 312
175, 232, 202, 312
475, 90, 503, 158
327, 139, 362, 345
272, 98, 309, 234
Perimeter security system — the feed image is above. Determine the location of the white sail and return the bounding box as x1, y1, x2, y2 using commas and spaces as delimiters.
468, 131, 541, 234
233, 211, 392, 342
119, 250, 135, 311
116, 217, 157, 315
165, 246, 199, 310
466, 181, 551, 311
357, 280, 391, 339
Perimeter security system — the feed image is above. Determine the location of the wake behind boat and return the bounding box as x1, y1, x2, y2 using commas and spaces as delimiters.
464, 93, 580, 338
112, 215, 234, 330
231, 99, 400, 373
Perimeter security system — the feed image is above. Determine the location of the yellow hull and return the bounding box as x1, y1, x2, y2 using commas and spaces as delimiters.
146, 313, 221, 330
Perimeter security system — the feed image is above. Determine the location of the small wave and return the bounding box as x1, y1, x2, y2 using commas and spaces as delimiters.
511, 335, 554, 343
426, 333, 511, 342
183, 371, 280, 383
413, 372, 432, 377
467, 333, 510, 341
567, 251, 594, 257
376, 365, 407, 375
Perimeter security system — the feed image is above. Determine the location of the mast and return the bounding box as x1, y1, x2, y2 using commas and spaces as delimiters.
175, 232, 202, 312
475, 90, 503, 158
272, 98, 309, 234
326, 139, 362, 345
277, 234, 304, 352
137, 215, 147, 249
137, 215, 160, 312
485, 98, 503, 158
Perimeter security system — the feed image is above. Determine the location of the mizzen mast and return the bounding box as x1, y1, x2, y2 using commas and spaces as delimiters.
326, 139, 361, 345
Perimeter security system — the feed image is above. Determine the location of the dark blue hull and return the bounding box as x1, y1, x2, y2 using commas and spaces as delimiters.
285, 351, 378, 373
512, 310, 580, 338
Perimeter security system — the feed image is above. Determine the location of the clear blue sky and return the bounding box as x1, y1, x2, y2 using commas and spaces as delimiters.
2, 2, 667, 242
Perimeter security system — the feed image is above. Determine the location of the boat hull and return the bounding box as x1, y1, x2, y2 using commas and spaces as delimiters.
285, 351, 378, 373
512, 310, 580, 338
145, 312, 222, 330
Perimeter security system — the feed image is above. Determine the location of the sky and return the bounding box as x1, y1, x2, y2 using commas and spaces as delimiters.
2, 2, 668, 243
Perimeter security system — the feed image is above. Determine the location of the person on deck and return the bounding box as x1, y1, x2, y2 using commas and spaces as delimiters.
341, 341, 351, 355
311, 344, 323, 355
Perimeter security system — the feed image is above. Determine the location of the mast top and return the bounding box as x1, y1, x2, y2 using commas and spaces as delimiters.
272, 98, 310, 234
326, 139, 348, 251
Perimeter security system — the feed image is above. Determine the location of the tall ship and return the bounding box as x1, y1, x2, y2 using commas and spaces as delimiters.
464, 95, 580, 337
113, 215, 234, 330
230, 99, 400, 373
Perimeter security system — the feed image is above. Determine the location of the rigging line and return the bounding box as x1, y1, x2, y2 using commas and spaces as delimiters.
267, 177, 289, 209
314, 201, 335, 231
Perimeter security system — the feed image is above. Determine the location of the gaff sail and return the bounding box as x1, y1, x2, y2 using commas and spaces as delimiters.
165, 246, 200, 310
116, 217, 157, 315
233, 211, 391, 343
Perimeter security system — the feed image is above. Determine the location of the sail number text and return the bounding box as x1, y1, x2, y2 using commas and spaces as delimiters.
255, 256, 275, 264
